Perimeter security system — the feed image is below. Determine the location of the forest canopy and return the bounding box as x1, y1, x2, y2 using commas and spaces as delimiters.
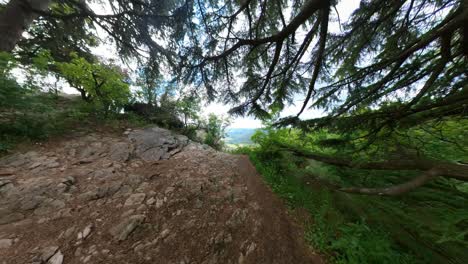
0, 1, 467, 188
1, 1, 467, 262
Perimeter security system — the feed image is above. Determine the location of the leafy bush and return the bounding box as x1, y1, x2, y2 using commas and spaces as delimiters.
56, 53, 131, 115
236, 128, 468, 264
330, 222, 415, 264
0, 50, 147, 153
203, 114, 230, 150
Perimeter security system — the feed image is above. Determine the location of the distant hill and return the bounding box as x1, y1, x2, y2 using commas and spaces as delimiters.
225, 128, 259, 144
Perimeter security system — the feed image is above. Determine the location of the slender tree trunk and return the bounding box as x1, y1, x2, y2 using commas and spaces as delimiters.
0, 0, 51, 52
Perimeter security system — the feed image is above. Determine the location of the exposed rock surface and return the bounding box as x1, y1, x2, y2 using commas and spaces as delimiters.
110, 214, 146, 241
128, 127, 189, 162
0, 126, 321, 264
0, 239, 13, 249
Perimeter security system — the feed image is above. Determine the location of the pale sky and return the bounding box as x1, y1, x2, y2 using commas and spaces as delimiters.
223, 0, 361, 128
54, 0, 361, 129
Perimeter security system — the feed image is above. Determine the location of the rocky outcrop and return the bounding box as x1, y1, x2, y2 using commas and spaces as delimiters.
109, 215, 146, 241
128, 127, 189, 162
0, 126, 320, 264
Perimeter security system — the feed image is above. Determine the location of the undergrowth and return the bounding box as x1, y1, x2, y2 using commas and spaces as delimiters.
0, 92, 148, 154
234, 129, 468, 264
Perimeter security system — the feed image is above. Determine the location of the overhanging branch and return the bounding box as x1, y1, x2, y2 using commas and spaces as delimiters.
279, 143, 468, 181
339, 169, 439, 196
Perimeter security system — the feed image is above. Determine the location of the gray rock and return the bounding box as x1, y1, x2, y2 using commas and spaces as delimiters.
139, 148, 167, 162
0, 212, 24, 225
28, 161, 42, 169
146, 197, 156, 205
40, 246, 59, 262
92, 168, 114, 179
165, 186, 175, 195
194, 199, 203, 209
109, 215, 146, 241
45, 161, 60, 169
124, 193, 146, 207
136, 204, 147, 212
113, 184, 133, 198
20, 195, 46, 210
78, 185, 113, 201
155, 198, 164, 208
0, 179, 12, 188
121, 209, 135, 218
62, 226, 76, 239
0, 239, 13, 249
109, 142, 133, 162
82, 255, 92, 263
78, 224, 93, 240
1, 151, 39, 167
106, 182, 123, 196
126, 174, 144, 187
160, 228, 170, 239
74, 247, 83, 257
128, 127, 189, 162
55, 183, 69, 194
61, 176, 76, 186
79, 144, 104, 160
33, 199, 66, 216
47, 250, 64, 264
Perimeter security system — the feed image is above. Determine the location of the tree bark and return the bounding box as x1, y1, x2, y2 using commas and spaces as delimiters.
0, 0, 51, 52
339, 169, 439, 196
281, 144, 468, 181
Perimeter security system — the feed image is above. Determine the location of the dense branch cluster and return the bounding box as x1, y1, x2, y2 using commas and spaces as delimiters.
1, 0, 192, 65
279, 142, 467, 195
0, 0, 466, 191
181, 0, 467, 136
3, 0, 466, 130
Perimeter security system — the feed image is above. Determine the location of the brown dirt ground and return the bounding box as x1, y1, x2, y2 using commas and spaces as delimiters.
0, 128, 324, 264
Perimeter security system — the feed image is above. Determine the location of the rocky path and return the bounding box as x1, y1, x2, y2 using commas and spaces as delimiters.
0, 127, 321, 264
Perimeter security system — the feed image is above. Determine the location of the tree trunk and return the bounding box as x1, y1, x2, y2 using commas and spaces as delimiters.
0, 0, 51, 52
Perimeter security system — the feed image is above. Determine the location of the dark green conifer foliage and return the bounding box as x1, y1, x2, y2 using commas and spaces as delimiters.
183, 0, 467, 137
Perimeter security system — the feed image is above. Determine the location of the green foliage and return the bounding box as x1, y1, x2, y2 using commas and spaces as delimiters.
176, 94, 201, 139
56, 53, 131, 114
0, 51, 147, 153
0, 92, 152, 154
235, 127, 468, 264
180, 0, 465, 149
0, 93, 89, 152
177, 94, 201, 126
17, 1, 98, 66
203, 114, 230, 150
31, 50, 54, 73
330, 222, 415, 264
134, 62, 163, 105
0, 51, 17, 74
151, 92, 185, 130
0, 52, 27, 109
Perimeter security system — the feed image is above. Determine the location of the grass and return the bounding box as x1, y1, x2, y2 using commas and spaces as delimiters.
0, 93, 149, 155
234, 145, 468, 264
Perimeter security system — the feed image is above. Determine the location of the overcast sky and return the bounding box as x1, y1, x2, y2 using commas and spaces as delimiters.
61, 0, 361, 128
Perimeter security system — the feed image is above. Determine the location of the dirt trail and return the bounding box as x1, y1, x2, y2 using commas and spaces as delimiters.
0, 127, 322, 264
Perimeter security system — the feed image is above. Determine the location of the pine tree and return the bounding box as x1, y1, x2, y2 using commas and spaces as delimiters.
1, 0, 467, 192
182, 0, 468, 192
184, 0, 467, 134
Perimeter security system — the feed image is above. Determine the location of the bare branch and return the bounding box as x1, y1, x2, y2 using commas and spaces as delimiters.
279, 143, 468, 181
339, 169, 439, 196
297, 6, 329, 116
